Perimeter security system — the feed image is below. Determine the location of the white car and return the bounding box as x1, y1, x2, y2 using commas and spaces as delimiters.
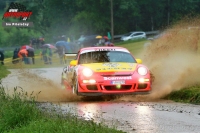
120, 31, 146, 41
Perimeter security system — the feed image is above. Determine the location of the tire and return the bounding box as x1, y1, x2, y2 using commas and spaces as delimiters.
72, 76, 78, 95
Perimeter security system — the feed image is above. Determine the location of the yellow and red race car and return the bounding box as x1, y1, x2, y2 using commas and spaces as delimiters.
61, 46, 151, 96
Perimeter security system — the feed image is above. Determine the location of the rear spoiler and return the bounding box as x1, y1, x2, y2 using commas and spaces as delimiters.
64, 53, 77, 57
64, 53, 77, 60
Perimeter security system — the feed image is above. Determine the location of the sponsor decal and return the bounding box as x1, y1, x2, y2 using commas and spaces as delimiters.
103, 63, 120, 67
96, 67, 133, 71
128, 63, 135, 67
64, 66, 75, 73
95, 48, 116, 51
104, 76, 132, 80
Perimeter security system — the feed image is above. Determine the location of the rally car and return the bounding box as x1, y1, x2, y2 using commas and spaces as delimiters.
61, 46, 152, 96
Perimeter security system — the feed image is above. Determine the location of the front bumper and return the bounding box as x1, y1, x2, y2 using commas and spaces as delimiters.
77, 80, 151, 96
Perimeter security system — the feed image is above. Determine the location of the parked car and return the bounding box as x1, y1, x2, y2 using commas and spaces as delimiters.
120, 31, 146, 41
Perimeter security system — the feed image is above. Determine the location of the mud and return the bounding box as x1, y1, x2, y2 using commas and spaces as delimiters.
1, 68, 81, 102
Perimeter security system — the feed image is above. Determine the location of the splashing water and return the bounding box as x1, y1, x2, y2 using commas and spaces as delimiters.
115, 17, 200, 102
141, 17, 200, 99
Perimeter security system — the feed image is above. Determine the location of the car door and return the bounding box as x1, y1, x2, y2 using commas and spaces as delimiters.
132, 32, 143, 40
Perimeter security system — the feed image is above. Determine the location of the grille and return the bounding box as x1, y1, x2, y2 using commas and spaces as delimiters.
103, 85, 132, 91
86, 85, 98, 90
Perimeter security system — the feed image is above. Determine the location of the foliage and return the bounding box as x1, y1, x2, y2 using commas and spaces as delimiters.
1, 0, 200, 46
0, 85, 124, 133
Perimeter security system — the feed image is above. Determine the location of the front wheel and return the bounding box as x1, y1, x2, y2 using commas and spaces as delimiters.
72, 77, 78, 95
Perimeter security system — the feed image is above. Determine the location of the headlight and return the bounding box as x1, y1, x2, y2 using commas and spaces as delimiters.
82, 68, 93, 77
138, 67, 148, 76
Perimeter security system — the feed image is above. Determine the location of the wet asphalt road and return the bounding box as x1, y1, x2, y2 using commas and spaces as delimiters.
46, 101, 200, 133
2, 68, 200, 133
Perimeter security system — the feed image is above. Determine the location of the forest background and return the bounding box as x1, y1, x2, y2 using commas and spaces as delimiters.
0, 0, 200, 46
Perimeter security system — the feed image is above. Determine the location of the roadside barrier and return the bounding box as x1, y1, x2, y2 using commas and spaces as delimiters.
3, 54, 75, 67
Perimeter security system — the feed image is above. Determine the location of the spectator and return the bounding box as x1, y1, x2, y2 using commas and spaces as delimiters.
18, 49, 28, 64
54, 46, 65, 64
41, 47, 48, 64
12, 48, 20, 64
47, 47, 53, 64
105, 41, 114, 47
27, 49, 35, 64
0, 51, 4, 65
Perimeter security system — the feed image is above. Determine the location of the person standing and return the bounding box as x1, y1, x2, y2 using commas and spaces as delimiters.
54, 46, 65, 64
47, 47, 53, 64
12, 48, 20, 64
0, 51, 4, 65
41, 47, 48, 64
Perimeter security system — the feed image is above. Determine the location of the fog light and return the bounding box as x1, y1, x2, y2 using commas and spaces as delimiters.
89, 79, 96, 84
83, 79, 96, 84
139, 78, 149, 83
116, 84, 121, 89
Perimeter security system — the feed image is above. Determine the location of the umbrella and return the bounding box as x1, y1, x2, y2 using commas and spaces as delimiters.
55, 41, 71, 52
55, 41, 68, 47
43, 44, 57, 49
21, 45, 34, 51
96, 35, 102, 39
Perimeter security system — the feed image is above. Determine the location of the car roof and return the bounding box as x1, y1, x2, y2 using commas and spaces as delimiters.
130, 31, 145, 33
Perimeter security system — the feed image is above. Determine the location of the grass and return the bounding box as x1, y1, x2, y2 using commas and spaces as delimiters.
115, 39, 148, 56
165, 86, 200, 104
0, 85, 124, 133
0, 65, 10, 79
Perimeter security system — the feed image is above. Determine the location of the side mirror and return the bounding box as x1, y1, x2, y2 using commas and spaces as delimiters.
136, 59, 142, 64
70, 60, 77, 66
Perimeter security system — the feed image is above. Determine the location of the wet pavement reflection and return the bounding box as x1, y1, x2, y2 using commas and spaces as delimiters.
58, 101, 200, 133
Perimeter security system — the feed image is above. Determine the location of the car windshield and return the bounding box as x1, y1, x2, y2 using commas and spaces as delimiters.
78, 51, 136, 64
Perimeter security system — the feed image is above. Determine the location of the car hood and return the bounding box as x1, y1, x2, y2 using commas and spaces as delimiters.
81, 62, 137, 72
